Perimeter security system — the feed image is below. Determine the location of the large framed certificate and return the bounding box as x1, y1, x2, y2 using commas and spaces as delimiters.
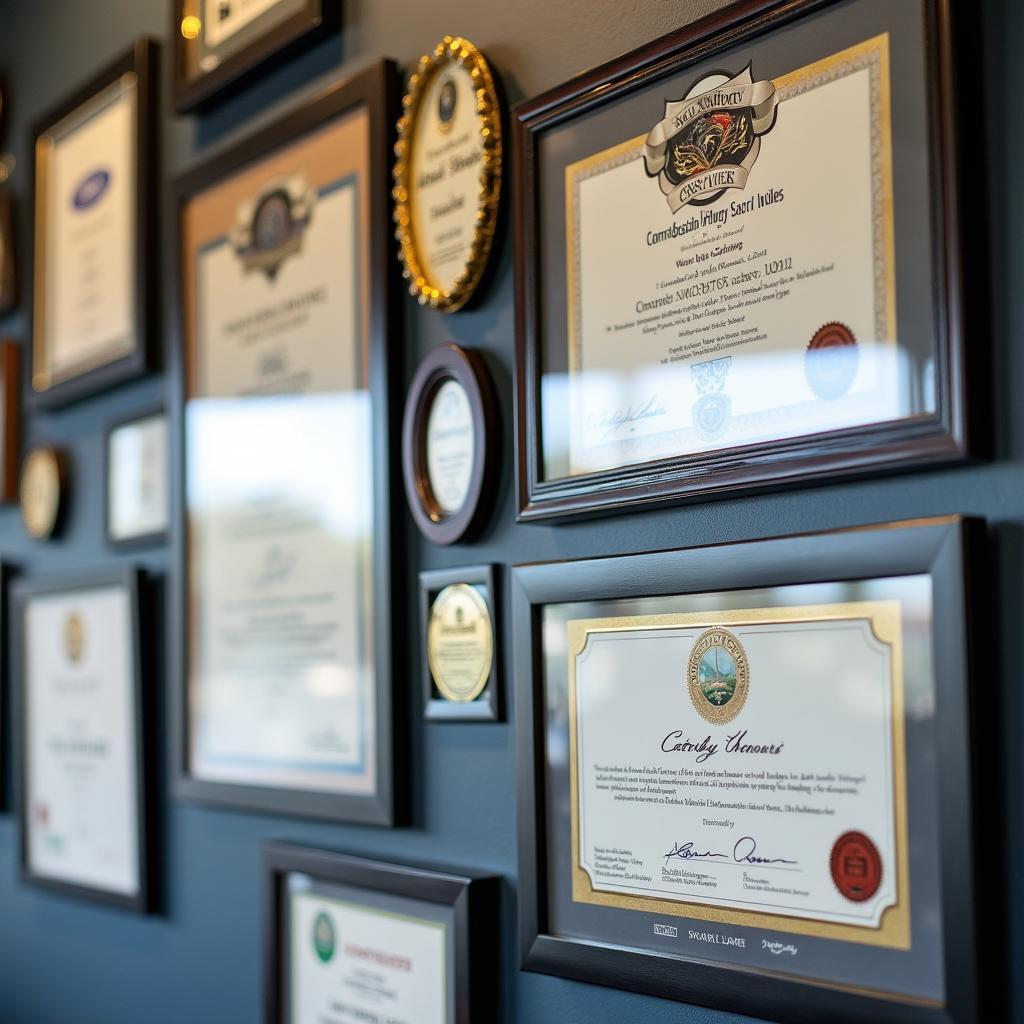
513, 517, 984, 1022
31, 39, 157, 409
513, 0, 978, 520
13, 568, 152, 911
264, 843, 498, 1024
172, 63, 401, 824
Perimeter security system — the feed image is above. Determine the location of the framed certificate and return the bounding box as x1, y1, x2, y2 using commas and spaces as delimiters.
105, 405, 169, 548
0, 187, 15, 314
513, 517, 985, 1021
13, 568, 152, 911
31, 38, 157, 409
172, 63, 402, 824
264, 843, 498, 1024
172, 0, 341, 112
514, 0, 978, 520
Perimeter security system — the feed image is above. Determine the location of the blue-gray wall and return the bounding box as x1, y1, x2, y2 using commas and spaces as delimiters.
0, 0, 1018, 1022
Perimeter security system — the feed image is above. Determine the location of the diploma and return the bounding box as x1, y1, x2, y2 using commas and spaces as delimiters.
569, 601, 909, 948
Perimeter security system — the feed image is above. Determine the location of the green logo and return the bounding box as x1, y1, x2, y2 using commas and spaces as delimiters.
313, 911, 336, 963
687, 627, 749, 724
698, 646, 737, 706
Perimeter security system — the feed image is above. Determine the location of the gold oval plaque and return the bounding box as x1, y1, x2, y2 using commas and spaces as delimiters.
427, 582, 494, 702
20, 444, 66, 540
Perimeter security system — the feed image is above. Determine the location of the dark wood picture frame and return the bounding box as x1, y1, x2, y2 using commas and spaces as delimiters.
419, 564, 501, 723
402, 344, 498, 545
169, 61, 404, 826
0, 187, 15, 314
104, 403, 168, 550
0, 562, 15, 812
513, 0, 978, 521
0, 341, 19, 503
512, 516, 988, 1023
29, 37, 158, 411
263, 842, 499, 1024
12, 566, 154, 913
172, 0, 342, 113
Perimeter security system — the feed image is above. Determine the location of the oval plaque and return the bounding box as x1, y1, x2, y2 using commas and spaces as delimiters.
427, 583, 494, 703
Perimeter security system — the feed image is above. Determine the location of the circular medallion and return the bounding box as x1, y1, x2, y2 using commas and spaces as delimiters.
64, 612, 85, 664
425, 378, 476, 515
687, 627, 749, 725
312, 911, 336, 963
427, 583, 494, 703
20, 445, 67, 540
830, 831, 882, 902
805, 322, 858, 400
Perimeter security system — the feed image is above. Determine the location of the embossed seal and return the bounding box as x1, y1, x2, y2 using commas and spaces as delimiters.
830, 830, 882, 902
687, 627, 749, 724
805, 322, 858, 400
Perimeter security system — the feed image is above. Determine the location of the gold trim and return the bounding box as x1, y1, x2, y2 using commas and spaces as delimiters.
567, 601, 910, 950
392, 36, 502, 313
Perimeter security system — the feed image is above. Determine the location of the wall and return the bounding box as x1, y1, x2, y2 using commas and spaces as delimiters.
0, 0, 1019, 1022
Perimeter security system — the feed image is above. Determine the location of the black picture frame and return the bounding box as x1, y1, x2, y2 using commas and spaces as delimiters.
0, 562, 15, 813
402, 344, 499, 545
0, 340, 19, 503
104, 403, 169, 550
29, 38, 158, 411
512, 516, 989, 1023
0, 187, 15, 314
12, 566, 154, 913
513, 0, 980, 521
171, 0, 342, 113
419, 564, 501, 723
263, 842, 499, 1024
169, 61, 404, 826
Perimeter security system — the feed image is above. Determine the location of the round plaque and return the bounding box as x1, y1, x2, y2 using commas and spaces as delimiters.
427, 583, 494, 703
425, 378, 475, 515
20, 445, 68, 540
393, 36, 503, 312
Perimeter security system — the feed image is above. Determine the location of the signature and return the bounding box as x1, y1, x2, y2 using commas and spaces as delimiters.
588, 394, 667, 442
663, 841, 727, 866
664, 836, 797, 868
762, 939, 798, 956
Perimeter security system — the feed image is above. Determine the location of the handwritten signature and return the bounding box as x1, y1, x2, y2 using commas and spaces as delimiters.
664, 836, 798, 867
588, 394, 667, 442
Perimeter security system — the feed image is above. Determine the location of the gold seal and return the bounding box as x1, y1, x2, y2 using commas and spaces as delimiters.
687, 627, 749, 724
65, 612, 85, 664
20, 445, 64, 540
427, 583, 493, 702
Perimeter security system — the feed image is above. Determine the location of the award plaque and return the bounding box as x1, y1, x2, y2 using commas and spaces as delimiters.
172, 0, 340, 113
0, 187, 14, 314
393, 36, 503, 311
513, 517, 984, 1022
172, 63, 402, 825
514, 0, 977, 520
13, 568, 151, 911
31, 39, 157, 409
105, 406, 169, 548
402, 344, 497, 545
420, 565, 500, 722
264, 843, 498, 1024
20, 445, 69, 540
0, 341, 19, 503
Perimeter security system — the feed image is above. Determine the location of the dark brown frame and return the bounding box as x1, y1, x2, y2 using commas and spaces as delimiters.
0, 341, 19, 503
402, 344, 498, 545
419, 565, 501, 723
19, 444, 70, 541
513, 0, 979, 521
104, 403, 168, 550
263, 842, 499, 1024
12, 567, 154, 913
0, 563, 14, 812
171, 0, 342, 113
29, 38, 158, 411
0, 187, 15, 314
513, 516, 990, 1023
169, 61, 404, 826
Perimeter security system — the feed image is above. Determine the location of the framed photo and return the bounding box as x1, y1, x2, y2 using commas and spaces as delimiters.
30, 38, 157, 410
0, 186, 15, 313
172, 0, 341, 113
513, 0, 977, 520
402, 344, 498, 545
419, 565, 500, 722
13, 567, 152, 911
0, 341, 19, 503
513, 517, 986, 1022
171, 62, 402, 825
105, 405, 169, 548
264, 843, 498, 1024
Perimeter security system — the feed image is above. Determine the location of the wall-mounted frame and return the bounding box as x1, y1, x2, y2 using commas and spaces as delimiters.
0, 563, 14, 812
171, 61, 403, 825
513, 0, 976, 521
402, 344, 498, 545
0, 187, 15, 314
105, 404, 169, 549
0, 341, 19, 503
13, 567, 152, 912
264, 843, 499, 1024
172, 0, 342, 113
30, 38, 158, 410
513, 516, 987, 1022
419, 565, 500, 722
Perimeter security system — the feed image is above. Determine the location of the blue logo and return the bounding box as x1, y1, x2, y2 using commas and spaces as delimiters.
72, 169, 111, 211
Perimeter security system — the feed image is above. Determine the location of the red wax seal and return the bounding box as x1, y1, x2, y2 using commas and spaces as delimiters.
830, 831, 882, 902
808, 321, 856, 353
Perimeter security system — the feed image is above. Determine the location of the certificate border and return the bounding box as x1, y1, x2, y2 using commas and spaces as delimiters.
566, 601, 909, 948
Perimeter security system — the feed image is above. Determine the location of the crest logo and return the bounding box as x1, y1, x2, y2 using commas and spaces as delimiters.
644, 66, 777, 211
687, 627, 749, 724
231, 175, 315, 280
72, 169, 111, 211
312, 911, 336, 963
64, 612, 85, 664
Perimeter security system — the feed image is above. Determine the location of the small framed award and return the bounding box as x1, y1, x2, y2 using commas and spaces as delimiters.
420, 565, 500, 722
513, 516, 987, 1022
0, 341, 19, 503
402, 344, 498, 545
105, 406, 169, 548
393, 36, 503, 312
31, 38, 157, 409
13, 567, 152, 911
264, 842, 498, 1024
0, 187, 15, 314
514, 0, 978, 520
19, 445, 69, 541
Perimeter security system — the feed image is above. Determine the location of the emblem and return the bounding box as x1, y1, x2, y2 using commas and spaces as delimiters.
805, 322, 859, 400
64, 612, 85, 664
687, 627, 749, 724
312, 910, 336, 963
830, 831, 882, 902
691, 356, 732, 440
231, 175, 315, 279
436, 74, 457, 132
72, 168, 111, 211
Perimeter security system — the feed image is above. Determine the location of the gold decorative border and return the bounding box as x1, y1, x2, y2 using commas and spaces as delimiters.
392, 36, 502, 313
